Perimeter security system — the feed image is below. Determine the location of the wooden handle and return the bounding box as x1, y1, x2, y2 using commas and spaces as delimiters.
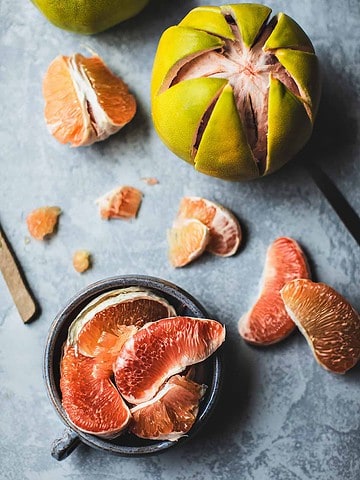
0, 228, 37, 323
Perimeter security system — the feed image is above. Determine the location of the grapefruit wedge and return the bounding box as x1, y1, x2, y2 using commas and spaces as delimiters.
67, 287, 176, 360
114, 316, 225, 404
130, 375, 206, 441
177, 196, 241, 256
238, 237, 310, 345
60, 346, 131, 437
281, 279, 360, 373
168, 218, 210, 268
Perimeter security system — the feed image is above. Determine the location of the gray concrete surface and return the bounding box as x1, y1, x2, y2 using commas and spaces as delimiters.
0, 0, 359, 479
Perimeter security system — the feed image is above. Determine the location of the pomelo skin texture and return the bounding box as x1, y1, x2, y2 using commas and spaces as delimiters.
151, 4, 321, 180
31, 0, 149, 34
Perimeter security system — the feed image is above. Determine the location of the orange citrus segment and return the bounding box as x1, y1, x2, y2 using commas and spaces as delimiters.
281, 279, 360, 374
130, 375, 206, 441
43, 53, 136, 147
77, 54, 136, 127
43, 56, 93, 146
168, 218, 210, 267
177, 196, 241, 256
96, 186, 143, 220
26, 206, 61, 240
114, 316, 225, 405
60, 346, 131, 437
238, 237, 310, 345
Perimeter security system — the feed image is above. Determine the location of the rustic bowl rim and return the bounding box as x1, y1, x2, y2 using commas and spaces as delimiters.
43, 274, 223, 456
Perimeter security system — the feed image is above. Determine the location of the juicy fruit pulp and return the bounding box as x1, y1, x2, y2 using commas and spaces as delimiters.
151, 4, 321, 180
96, 186, 143, 220
26, 206, 61, 240
168, 218, 210, 267
281, 279, 360, 374
176, 196, 241, 256
60, 346, 131, 437
114, 316, 225, 404
43, 53, 136, 147
130, 375, 206, 441
32, 0, 149, 35
239, 237, 310, 345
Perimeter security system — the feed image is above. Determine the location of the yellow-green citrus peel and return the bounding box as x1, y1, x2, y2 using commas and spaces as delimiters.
31, 0, 149, 35
151, 4, 321, 180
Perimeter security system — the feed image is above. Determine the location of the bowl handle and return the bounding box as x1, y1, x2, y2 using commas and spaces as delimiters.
51, 428, 81, 461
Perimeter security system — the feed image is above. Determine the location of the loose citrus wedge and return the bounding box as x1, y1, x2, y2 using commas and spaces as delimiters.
26, 206, 61, 240
96, 186, 143, 220
176, 196, 241, 256
168, 218, 210, 267
43, 53, 136, 147
238, 237, 310, 345
114, 316, 225, 404
67, 287, 176, 360
130, 375, 206, 441
281, 279, 360, 374
60, 346, 131, 437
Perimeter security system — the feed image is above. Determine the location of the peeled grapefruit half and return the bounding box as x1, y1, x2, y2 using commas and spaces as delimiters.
60, 346, 131, 437
130, 375, 206, 441
281, 279, 360, 374
238, 237, 310, 345
114, 316, 225, 404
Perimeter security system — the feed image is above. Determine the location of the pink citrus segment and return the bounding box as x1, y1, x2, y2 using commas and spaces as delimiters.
96, 186, 143, 220
60, 346, 131, 437
67, 288, 176, 361
281, 279, 360, 374
168, 218, 210, 267
114, 316, 225, 405
177, 196, 241, 256
130, 375, 206, 441
238, 237, 310, 345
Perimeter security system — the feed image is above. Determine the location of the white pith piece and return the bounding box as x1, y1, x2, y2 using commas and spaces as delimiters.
68, 54, 123, 145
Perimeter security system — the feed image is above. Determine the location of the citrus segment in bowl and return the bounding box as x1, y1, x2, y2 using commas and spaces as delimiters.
60, 346, 131, 437
67, 287, 176, 359
168, 218, 210, 267
96, 186, 143, 220
281, 279, 360, 374
130, 375, 206, 441
114, 316, 225, 404
238, 237, 310, 345
43, 53, 136, 147
176, 196, 241, 256
26, 206, 61, 240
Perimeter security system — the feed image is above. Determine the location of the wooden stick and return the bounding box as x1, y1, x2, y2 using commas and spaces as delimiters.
0, 226, 37, 323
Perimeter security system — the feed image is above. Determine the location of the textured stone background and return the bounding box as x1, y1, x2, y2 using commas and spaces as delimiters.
0, 0, 359, 479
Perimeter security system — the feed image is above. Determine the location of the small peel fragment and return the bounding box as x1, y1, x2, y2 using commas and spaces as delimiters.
141, 177, 159, 185
26, 206, 61, 240
73, 250, 91, 273
96, 186, 143, 220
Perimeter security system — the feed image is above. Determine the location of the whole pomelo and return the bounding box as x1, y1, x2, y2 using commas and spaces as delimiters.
31, 0, 149, 34
151, 4, 321, 181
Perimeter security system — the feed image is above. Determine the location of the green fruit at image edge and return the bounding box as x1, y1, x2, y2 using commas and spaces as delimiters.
151, 4, 322, 181
31, 0, 149, 34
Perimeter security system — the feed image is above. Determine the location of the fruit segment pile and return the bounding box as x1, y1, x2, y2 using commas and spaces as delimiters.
60, 287, 225, 440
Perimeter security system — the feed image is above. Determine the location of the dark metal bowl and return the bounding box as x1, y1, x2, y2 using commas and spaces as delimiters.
43, 275, 223, 460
